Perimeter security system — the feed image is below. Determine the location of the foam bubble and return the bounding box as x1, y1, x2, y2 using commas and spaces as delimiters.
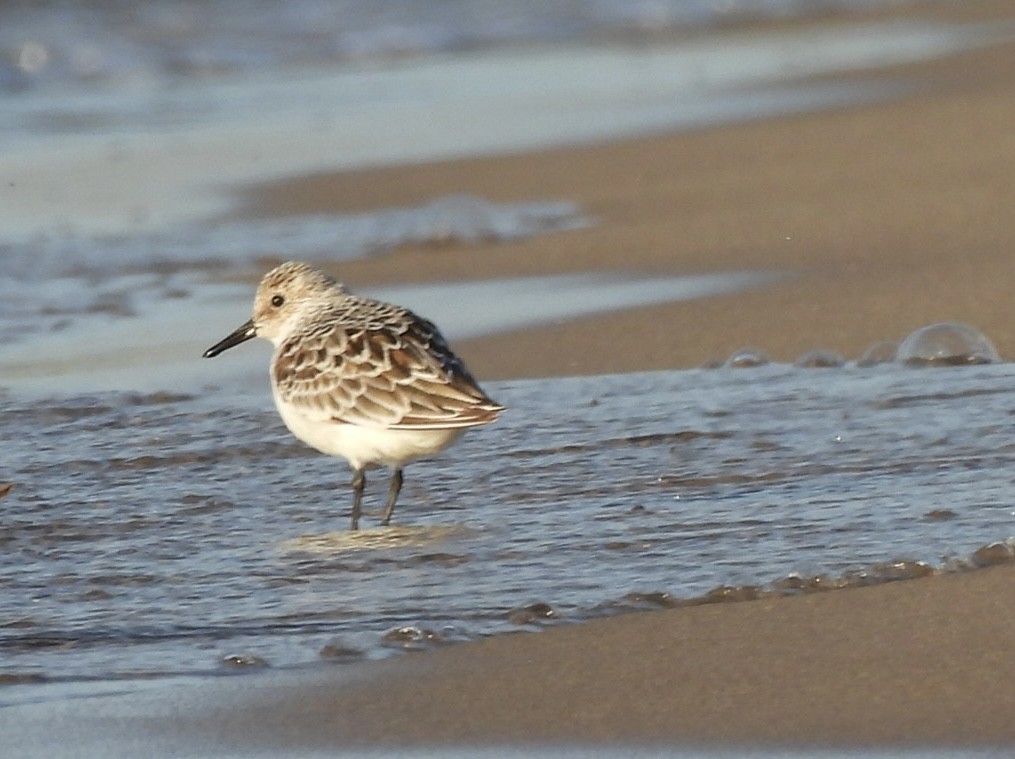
856, 340, 898, 367
971, 540, 1015, 567
897, 322, 1000, 366
725, 348, 769, 369
381, 625, 445, 649
506, 602, 557, 625
220, 653, 269, 669
794, 349, 845, 368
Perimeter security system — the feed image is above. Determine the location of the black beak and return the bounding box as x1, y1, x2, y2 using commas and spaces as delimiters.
203, 319, 257, 358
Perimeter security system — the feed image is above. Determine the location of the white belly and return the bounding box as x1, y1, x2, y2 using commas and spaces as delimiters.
274, 395, 463, 471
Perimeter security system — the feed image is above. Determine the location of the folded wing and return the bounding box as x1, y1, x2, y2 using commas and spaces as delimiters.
273, 311, 503, 430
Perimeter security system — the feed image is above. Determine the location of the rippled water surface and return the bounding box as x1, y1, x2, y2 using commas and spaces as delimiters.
3, 362, 1015, 687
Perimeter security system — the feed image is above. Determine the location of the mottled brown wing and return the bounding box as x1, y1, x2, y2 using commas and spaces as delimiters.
272, 313, 503, 430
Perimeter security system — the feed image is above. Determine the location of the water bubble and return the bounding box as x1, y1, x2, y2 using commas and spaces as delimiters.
770, 573, 845, 594
593, 591, 678, 614
856, 341, 898, 367
319, 640, 364, 662
699, 584, 768, 603
833, 559, 935, 587
725, 348, 769, 369
622, 591, 677, 608
897, 322, 1000, 366
220, 653, 269, 669
506, 602, 556, 625
794, 349, 845, 368
971, 540, 1015, 567
381, 625, 444, 648
866, 559, 934, 582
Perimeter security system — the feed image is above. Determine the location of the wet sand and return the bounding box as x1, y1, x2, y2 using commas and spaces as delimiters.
192, 563, 1015, 748
19, 0, 1015, 752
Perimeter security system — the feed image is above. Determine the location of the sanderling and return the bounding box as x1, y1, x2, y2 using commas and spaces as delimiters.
203, 261, 504, 530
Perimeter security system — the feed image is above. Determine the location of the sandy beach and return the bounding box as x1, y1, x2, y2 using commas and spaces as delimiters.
224, 0, 1015, 748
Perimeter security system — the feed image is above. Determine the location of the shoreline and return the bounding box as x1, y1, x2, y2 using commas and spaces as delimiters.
8, 563, 1015, 752
220, 562, 1015, 747
239, 0, 1015, 380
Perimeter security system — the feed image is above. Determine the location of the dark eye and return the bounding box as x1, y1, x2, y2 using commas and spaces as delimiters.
271, 294, 285, 307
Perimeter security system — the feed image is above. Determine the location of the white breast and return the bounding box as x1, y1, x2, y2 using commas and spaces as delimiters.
273, 389, 463, 470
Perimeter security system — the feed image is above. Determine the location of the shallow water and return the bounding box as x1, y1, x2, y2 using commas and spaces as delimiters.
3, 361, 1015, 689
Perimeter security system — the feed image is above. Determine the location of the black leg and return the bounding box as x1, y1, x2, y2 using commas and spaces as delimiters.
350, 468, 365, 531
380, 468, 403, 527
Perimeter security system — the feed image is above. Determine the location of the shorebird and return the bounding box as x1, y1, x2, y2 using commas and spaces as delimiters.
203, 261, 503, 530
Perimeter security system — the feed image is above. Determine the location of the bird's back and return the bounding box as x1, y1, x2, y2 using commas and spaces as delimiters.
271, 294, 503, 431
